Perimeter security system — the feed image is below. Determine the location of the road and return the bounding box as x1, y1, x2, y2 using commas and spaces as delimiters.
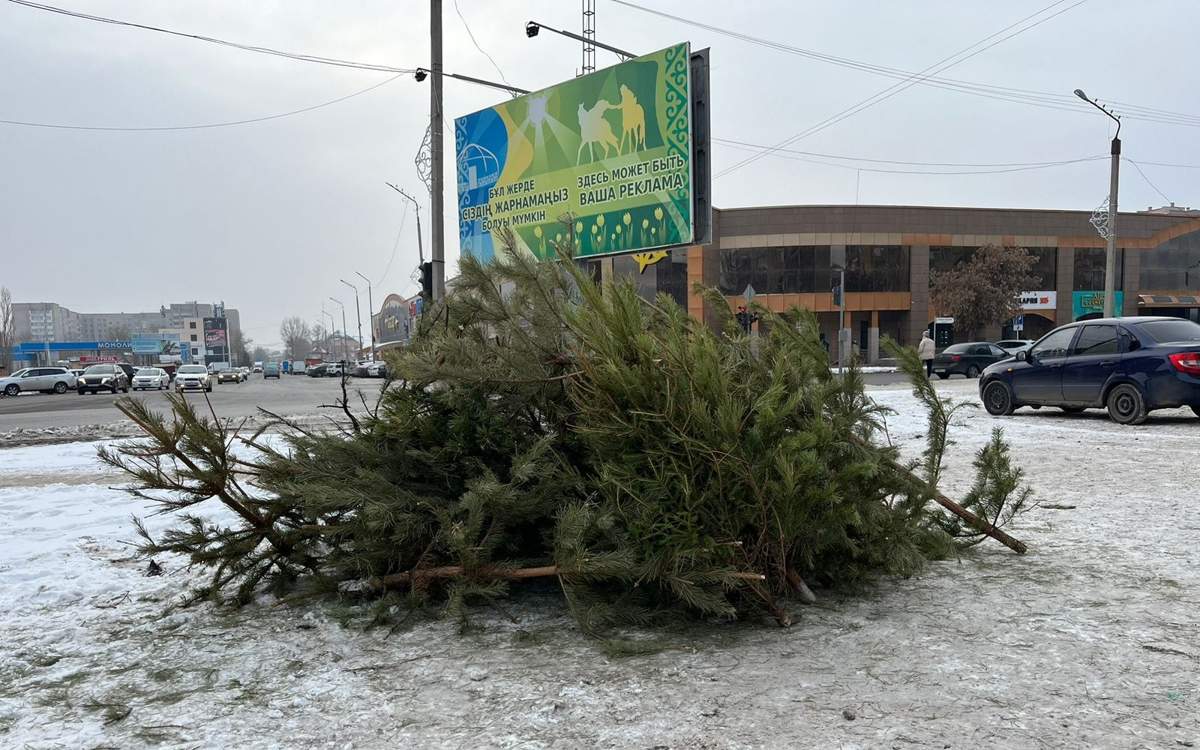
0, 370, 930, 434
0, 374, 385, 431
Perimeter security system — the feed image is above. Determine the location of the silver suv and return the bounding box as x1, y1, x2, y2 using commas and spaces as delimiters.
175, 364, 214, 393
0, 367, 77, 396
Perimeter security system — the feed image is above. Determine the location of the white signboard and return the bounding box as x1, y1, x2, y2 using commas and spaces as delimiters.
1018, 291, 1057, 310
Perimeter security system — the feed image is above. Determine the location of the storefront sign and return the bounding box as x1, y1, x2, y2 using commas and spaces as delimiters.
1018, 291, 1056, 310
1072, 291, 1124, 319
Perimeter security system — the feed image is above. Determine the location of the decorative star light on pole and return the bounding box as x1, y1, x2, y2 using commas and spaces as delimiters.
415, 124, 433, 195
1089, 197, 1112, 240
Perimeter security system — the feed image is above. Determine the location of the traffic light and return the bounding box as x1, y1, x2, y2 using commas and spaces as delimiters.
420, 261, 433, 303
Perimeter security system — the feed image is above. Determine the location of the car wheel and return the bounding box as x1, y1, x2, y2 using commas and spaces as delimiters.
1060, 406, 1085, 414
983, 381, 1014, 416
966, 365, 981, 378
54, 382, 67, 394
3, 384, 18, 396
206, 385, 212, 392
110, 385, 118, 394
1106, 384, 1147, 425
936, 373, 949, 380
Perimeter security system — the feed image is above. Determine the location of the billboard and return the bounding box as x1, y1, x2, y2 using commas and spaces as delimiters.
203, 318, 228, 349
132, 334, 181, 355
456, 43, 699, 262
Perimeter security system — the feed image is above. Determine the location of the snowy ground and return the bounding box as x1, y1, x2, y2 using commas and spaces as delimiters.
1, 380, 1198, 749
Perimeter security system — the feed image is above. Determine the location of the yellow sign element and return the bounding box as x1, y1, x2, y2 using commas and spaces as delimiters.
632, 250, 670, 273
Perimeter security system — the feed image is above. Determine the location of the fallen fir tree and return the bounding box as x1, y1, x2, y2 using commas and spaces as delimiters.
100, 229, 1032, 630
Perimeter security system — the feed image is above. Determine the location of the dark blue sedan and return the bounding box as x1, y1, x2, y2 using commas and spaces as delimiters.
979, 316, 1200, 425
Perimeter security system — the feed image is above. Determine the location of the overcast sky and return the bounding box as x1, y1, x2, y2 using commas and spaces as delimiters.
3, 0, 1197, 347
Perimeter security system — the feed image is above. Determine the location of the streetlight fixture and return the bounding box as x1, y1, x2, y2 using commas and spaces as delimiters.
524, 21, 635, 59
414, 67, 529, 96
355, 271, 376, 362
328, 297, 349, 366
340, 278, 364, 363
1074, 88, 1122, 318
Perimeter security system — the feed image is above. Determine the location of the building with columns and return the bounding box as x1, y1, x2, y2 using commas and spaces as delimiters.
589, 204, 1200, 363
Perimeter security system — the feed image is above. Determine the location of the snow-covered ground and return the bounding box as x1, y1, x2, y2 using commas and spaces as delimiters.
1, 380, 1198, 748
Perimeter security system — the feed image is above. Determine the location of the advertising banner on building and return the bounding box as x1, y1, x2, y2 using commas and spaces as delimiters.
456, 43, 695, 262
1018, 291, 1057, 310
132, 334, 166, 354
203, 318, 228, 349
376, 296, 410, 345
1072, 291, 1124, 319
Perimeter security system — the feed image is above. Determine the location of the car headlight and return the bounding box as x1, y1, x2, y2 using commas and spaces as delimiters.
100, 377, 111, 383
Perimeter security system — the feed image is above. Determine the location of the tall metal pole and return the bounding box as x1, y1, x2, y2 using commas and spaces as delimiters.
329, 297, 348, 365
1103, 136, 1121, 318
430, 0, 445, 301
355, 271, 375, 361
340, 279, 363, 361
1074, 89, 1121, 318
838, 268, 846, 372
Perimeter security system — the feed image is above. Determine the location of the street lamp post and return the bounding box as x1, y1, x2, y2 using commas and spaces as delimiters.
328, 297, 348, 366
355, 271, 375, 362
524, 21, 635, 60
320, 307, 335, 361
340, 279, 364, 363
1074, 88, 1122, 318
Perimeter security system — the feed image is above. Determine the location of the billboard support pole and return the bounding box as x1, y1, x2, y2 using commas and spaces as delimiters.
430, 0, 445, 302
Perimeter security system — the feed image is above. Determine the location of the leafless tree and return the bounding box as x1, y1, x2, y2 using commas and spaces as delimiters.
930, 244, 1040, 339
280, 316, 311, 361
0, 287, 14, 373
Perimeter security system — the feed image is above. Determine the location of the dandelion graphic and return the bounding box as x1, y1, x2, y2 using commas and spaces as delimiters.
615, 224, 624, 250
597, 214, 606, 228
653, 206, 666, 242
533, 225, 546, 256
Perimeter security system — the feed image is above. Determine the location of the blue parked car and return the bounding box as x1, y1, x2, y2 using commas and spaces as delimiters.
979, 316, 1200, 425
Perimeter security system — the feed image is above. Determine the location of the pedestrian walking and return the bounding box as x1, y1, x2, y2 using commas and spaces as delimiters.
918, 330, 936, 377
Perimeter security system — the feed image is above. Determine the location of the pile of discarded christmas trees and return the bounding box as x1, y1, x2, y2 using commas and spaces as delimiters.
102, 230, 1031, 630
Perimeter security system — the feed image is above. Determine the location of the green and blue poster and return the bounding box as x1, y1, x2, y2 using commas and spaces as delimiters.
455, 43, 694, 262
1073, 291, 1124, 319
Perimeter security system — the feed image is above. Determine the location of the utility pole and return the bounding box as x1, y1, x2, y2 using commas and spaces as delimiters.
430, 0, 445, 301
329, 297, 348, 365
355, 271, 375, 361
340, 279, 363, 361
1075, 89, 1122, 318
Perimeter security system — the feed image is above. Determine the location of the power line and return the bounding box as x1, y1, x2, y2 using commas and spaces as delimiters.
716, 140, 1106, 175
613, 0, 1200, 130
706, 0, 1090, 179
375, 201, 410, 288
0, 73, 404, 131
1125, 158, 1172, 204
453, 0, 511, 87
712, 137, 1102, 168
5, 0, 414, 74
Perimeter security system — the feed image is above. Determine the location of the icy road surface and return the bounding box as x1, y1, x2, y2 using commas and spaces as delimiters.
0, 379, 1197, 749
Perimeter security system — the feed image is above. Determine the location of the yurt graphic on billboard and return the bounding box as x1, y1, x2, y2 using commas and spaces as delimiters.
455, 43, 694, 262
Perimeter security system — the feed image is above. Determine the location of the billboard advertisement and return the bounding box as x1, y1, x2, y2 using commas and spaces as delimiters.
132, 334, 182, 355
456, 43, 695, 262
203, 318, 228, 350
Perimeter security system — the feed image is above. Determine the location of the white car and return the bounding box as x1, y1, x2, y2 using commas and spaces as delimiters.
0, 367, 77, 396
365, 361, 388, 378
132, 367, 171, 391
175, 364, 214, 393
